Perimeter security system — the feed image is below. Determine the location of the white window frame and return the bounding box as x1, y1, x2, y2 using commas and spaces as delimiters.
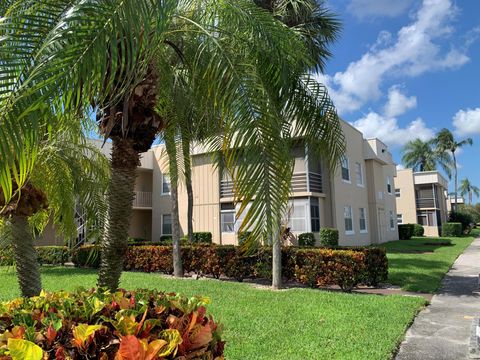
359, 208, 367, 233
288, 199, 309, 233
395, 188, 401, 197
344, 206, 354, 235
397, 214, 403, 225
389, 210, 395, 230
220, 204, 235, 233
161, 214, 172, 236
387, 176, 392, 194
355, 162, 364, 187
161, 174, 171, 195
341, 156, 350, 183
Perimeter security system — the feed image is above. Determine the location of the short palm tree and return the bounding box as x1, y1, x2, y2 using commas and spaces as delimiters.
434, 129, 473, 209
1, 0, 341, 291
458, 178, 480, 205
402, 138, 452, 177
0, 121, 109, 297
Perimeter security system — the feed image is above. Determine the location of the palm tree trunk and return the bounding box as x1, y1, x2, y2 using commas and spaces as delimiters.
469, 190, 473, 205
453, 151, 458, 211
98, 138, 139, 291
10, 215, 41, 297
165, 132, 183, 277
182, 136, 194, 243
272, 221, 282, 290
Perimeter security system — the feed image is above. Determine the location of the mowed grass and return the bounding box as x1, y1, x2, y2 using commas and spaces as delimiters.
384, 229, 479, 293
0, 267, 425, 360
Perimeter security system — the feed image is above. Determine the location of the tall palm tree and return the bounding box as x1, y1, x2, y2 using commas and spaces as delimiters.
402, 138, 452, 177
459, 178, 480, 205
1, 0, 341, 291
434, 129, 473, 210
0, 121, 109, 297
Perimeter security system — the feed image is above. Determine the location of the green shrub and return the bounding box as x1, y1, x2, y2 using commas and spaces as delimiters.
120, 244, 388, 292
0, 289, 224, 359
449, 211, 473, 233
441, 222, 463, 237
398, 224, 415, 240
298, 232, 316, 247
238, 231, 251, 245
320, 228, 339, 246
36, 246, 68, 265
159, 235, 172, 242
192, 232, 213, 244
0, 246, 14, 266
412, 224, 425, 237
71, 245, 101, 268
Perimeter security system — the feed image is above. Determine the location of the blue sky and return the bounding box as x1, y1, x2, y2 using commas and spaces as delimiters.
318, 0, 480, 198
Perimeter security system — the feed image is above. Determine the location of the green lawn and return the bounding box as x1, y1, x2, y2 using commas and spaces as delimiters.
0, 267, 425, 360
384, 229, 479, 293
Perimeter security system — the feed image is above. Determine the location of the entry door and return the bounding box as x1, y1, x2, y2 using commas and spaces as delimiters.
377, 208, 386, 243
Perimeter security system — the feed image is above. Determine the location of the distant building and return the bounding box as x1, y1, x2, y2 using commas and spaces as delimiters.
394, 169, 448, 237
446, 194, 465, 212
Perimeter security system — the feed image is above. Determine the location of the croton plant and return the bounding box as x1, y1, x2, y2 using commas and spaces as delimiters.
0, 289, 224, 359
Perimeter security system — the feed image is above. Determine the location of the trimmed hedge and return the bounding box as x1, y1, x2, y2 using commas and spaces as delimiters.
442, 222, 462, 237
449, 211, 473, 233
412, 224, 424, 237
70, 244, 390, 292
71, 245, 101, 268
298, 233, 316, 247
320, 228, 339, 247
192, 232, 213, 244
36, 246, 68, 265
398, 224, 415, 240
0, 288, 224, 359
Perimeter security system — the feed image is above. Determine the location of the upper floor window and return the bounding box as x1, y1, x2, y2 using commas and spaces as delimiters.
359, 208, 367, 233
220, 203, 235, 233
344, 206, 354, 234
395, 188, 401, 197
389, 210, 395, 230
387, 177, 392, 194
310, 198, 320, 232
162, 214, 172, 235
341, 156, 350, 182
162, 174, 171, 195
355, 162, 363, 187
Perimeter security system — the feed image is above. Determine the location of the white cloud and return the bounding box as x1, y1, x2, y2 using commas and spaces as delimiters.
317, 0, 469, 114
384, 86, 417, 117
396, 164, 405, 170
452, 108, 480, 136
347, 0, 414, 20
352, 113, 434, 147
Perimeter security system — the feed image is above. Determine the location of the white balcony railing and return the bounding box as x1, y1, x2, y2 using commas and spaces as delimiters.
133, 191, 152, 208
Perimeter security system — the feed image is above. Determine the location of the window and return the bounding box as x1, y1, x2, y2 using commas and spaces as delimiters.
355, 162, 364, 187
344, 206, 354, 234
310, 198, 320, 232
359, 208, 367, 233
162, 214, 172, 235
387, 177, 392, 194
290, 202, 307, 232
341, 156, 350, 182
395, 188, 401, 197
389, 211, 395, 230
397, 214, 403, 224
161, 174, 171, 195
417, 211, 435, 226
220, 203, 235, 233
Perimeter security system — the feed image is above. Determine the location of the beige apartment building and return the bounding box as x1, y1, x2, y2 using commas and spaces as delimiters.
40, 120, 399, 247
394, 169, 449, 237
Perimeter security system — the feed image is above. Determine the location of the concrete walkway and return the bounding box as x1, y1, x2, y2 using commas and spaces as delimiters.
396, 237, 480, 360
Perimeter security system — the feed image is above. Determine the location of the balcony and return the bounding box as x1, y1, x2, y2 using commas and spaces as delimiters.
133, 191, 152, 208
416, 197, 435, 209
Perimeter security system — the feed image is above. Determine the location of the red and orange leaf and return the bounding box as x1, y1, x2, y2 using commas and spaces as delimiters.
115, 335, 146, 360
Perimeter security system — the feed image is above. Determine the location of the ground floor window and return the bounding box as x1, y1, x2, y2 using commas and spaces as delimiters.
389, 211, 395, 230
417, 211, 435, 226
397, 214, 403, 224
221, 203, 235, 233
344, 206, 354, 234
310, 198, 320, 232
359, 208, 367, 233
162, 214, 172, 235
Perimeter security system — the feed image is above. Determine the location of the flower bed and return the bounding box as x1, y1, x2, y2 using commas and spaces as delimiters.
0, 288, 224, 359
73, 245, 388, 291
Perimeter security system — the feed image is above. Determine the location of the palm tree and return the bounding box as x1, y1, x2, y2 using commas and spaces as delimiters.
1, 0, 342, 291
434, 129, 473, 210
0, 121, 109, 297
402, 138, 452, 177
458, 178, 480, 205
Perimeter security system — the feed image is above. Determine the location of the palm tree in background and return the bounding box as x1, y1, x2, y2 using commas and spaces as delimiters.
0, 120, 109, 297
402, 138, 452, 177
458, 178, 480, 205
1, 0, 343, 291
434, 129, 473, 210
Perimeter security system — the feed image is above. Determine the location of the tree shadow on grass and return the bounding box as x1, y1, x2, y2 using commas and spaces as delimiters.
40, 266, 96, 277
